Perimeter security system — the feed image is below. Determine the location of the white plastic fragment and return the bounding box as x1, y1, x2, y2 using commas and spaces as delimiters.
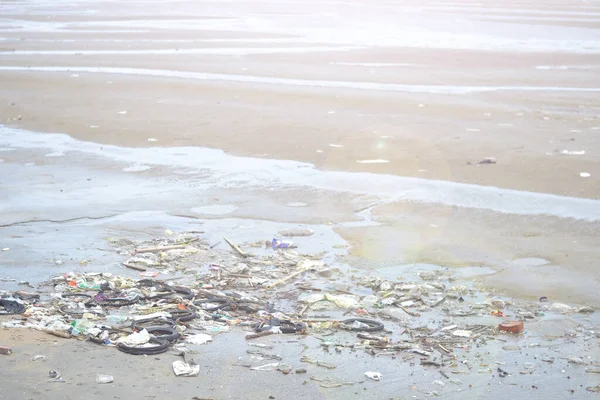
453, 330, 473, 338
365, 371, 382, 381
185, 333, 213, 345
117, 329, 150, 346
250, 362, 279, 371
172, 361, 200, 377
96, 374, 114, 383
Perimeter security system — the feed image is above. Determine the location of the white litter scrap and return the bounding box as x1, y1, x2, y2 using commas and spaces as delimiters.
250, 362, 279, 371
117, 329, 150, 346
185, 333, 213, 345
172, 361, 200, 377
96, 374, 114, 383
365, 371, 382, 381
453, 330, 473, 338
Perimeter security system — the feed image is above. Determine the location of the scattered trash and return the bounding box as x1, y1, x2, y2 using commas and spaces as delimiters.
96, 374, 114, 383
539, 296, 549, 303
0, 228, 596, 393
31, 355, 45, 361
587, 385, 600, 393
0, 346, 12, 355
579, 172, 590, 178
498, 320, 524, 334
365, 371, 382, 381
173, 361, 200, 377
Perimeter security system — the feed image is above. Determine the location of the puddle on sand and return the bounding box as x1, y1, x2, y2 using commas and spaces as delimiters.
123, 164, 151, 172
375, 263, 496, 281
190, 204, 238, 215
511, 257, 551, 267
286, 202, 308, 207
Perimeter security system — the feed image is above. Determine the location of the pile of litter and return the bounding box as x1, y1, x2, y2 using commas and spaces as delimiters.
1, 230, 598, 383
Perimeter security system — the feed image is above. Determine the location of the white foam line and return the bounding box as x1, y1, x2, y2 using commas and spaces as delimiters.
1, 66, 599, 94
0, 46, 360, 55
1, 125, 599, 222
331, 62, 421, 67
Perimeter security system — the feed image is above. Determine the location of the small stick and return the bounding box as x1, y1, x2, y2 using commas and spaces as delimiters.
135, 244, 186, 253
42, 329, 71, 339
299, 304, 310, 316
267, 264, 312, 288
438, 344, 451, 354
123, 262, 146, 272
245, 331, 274, 340
174, 237, 199, 245
398, 305, 420, 317
223, 237, 247, 257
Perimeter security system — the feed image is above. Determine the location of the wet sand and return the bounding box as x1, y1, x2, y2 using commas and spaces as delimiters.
1, 0, 599, 297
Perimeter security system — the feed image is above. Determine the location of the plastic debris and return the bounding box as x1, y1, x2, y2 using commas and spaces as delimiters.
250, 362, 279, 371
452, 330, 472, 338
32, 355, 45, 361
117, 329, 150, 346
173, 361, 200, 377
498, 320, 524, 334
48, 370, 64, 382
365, 371, 382, 381
270, 238, 295, 250
96, 374, 114, 383
185, 334, 213, 345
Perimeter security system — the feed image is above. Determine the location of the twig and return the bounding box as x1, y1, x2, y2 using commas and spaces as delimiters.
299, 304, 310, 316
398, 305, 420, 317
438, 344, 451, 354
174, 237, 200, 245
123, 262, 146, 272
245, 331, 274, 340
223, 237, 247, 257
135, 244, 186, 253
267, 264, 313, 288
42, 329, 71, 339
